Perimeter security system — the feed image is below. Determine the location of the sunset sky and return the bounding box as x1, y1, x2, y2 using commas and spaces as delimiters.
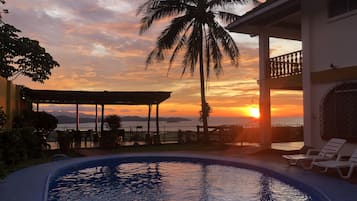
3, 0, 302, 118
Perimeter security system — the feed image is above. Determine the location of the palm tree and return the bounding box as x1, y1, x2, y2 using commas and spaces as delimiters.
138, 0, 249, 141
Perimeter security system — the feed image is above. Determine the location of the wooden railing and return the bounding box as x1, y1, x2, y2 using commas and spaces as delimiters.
270, 50, 302, 78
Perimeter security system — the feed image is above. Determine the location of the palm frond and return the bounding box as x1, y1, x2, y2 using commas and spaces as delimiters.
157, 14, 192, 50
210, 21, 239, 66
168, 22, 193, 74
208, 0, 247, 8
207, 27, 223, 75
217, 11, 240, 24
182, 25, 200, 77
138, 2, 188, 34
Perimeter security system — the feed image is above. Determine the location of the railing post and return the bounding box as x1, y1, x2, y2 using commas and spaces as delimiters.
269, 50, 303, 78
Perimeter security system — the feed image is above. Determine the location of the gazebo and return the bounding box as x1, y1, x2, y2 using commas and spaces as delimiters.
22, 88, 171, 142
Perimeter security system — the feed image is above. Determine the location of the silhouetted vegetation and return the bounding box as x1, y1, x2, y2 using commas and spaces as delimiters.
104, 115, 121, 130
0, 23, 59, 82
100, 115, 123, 148
138, 0, 249, 141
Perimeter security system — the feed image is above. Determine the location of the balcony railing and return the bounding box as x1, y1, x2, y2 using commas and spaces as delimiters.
270, 50, 302, 78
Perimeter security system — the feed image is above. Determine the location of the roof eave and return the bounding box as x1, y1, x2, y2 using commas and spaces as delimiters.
227, 0, 301, 40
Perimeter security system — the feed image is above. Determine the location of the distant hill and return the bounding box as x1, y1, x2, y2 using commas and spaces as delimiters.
51, 112, 191, 124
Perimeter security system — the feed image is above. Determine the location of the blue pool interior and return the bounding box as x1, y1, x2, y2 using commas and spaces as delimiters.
47, 156, 326, 201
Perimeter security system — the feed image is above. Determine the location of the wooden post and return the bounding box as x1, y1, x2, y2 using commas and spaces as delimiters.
147, 105, 152, 135
146, 104, 152, 144
95, 104, 98, 134
156, 103, 160, 144
258, 32, 272, 149
76, 104, 79, 131
101, 104, 104, 133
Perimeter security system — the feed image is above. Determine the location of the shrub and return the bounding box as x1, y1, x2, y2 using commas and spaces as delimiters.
101, 115, 122, 149
104, 115, 121, 130
0, 128, 42, 165
33, 111, 58, 133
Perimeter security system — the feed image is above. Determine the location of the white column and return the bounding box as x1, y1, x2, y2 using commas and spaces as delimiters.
259, 32, 272, 148
301, 0, 312, 147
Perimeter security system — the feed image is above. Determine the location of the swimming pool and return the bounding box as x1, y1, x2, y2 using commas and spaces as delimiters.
4, 153, 354, 201
46, 156, 327, 201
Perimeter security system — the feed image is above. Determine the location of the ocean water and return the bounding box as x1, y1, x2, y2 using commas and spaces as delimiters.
56, 116, 303, 132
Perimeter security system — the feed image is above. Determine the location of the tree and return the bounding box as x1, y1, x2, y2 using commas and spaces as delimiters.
0, 23, 59, 82
104, 115, 122, 130
32, 111, 58, 133
138, 0, 247, 141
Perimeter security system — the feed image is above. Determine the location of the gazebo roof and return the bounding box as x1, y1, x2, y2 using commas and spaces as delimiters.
22, 88, 171, 105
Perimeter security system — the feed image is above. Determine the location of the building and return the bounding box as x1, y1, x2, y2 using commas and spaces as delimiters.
228, 0, 357, 152
0, 77, 27, 128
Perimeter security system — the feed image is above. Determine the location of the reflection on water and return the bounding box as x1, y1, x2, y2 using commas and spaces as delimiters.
49, 161, 313, 201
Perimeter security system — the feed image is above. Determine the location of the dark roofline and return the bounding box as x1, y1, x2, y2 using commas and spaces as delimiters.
22, 88, 171, 105
227, 0, 298, 30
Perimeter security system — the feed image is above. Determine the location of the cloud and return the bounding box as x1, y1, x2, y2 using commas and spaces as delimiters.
91, 43, 109, 57
6, 0, 302, 118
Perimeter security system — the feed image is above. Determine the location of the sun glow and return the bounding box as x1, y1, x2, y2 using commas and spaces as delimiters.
248, 107, 260, 119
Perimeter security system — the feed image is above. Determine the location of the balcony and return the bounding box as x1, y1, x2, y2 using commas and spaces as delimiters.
267, 50, 302, 90
270, 50, 302, 78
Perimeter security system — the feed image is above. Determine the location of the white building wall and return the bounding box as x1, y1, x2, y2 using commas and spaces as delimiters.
302, 0, 357, 152
306, 0, 357, 71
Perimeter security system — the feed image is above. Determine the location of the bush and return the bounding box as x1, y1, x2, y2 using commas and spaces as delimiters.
13, 111, 58, 133
104, 115, 121, 130
0, 128, 43, 165
33, 112, 58, 132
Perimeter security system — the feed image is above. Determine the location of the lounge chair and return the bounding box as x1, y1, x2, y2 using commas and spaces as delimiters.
282, 138, 346, 169
312, 149, 357, 179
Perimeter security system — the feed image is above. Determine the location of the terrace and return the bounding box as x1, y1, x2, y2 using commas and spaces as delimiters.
270, 50, 302, 79
266, 50, 303, 90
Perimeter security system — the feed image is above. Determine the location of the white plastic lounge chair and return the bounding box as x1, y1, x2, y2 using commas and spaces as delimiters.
312, 149, 357, 179
282, 138, 346, 169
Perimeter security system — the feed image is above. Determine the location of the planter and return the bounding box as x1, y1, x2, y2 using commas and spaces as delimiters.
100, 131, 118, 149
57, 131, 71, 153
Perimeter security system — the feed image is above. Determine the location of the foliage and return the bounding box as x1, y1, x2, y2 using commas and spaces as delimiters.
138, 0, 242, 76
32, 111, 58, 132
0, 23, 59, 82
0, 106, 6, 127
0, 149, 81, 180
104, 115, 121, 130
199, 102, 211, 122
0, 127, 43, 165
137, 0, 252, 139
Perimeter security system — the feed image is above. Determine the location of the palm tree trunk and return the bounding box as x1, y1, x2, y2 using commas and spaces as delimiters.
199, 26, 209, 143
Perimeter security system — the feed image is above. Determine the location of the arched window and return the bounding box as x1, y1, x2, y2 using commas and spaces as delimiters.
321, 83, 357, 141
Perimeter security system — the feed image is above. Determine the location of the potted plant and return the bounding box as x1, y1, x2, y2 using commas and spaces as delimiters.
32, 111, 58, 150
100, 115, 122, 148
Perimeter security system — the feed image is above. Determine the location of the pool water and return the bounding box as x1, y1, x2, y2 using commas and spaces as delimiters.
48, 160, 314, 201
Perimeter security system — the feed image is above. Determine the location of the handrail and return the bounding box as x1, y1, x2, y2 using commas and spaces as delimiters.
270, 50, 302, 78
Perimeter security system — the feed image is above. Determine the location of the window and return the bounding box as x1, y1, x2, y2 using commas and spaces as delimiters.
328, 0, 357, 18
321, 83, 357, 141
